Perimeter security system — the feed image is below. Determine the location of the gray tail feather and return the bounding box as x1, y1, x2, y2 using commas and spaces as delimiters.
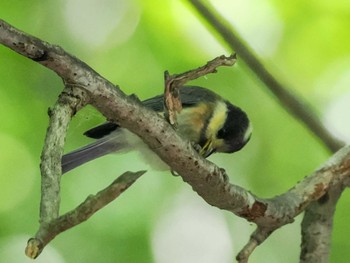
62, 136, 128, 174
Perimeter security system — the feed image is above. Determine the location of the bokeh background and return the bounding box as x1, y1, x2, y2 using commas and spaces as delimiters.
0, 0, 350, 262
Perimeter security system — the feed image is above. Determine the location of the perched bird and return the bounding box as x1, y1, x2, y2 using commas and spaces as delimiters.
62, 86, 252, 174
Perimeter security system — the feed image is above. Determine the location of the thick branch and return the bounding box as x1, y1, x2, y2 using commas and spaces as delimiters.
300, 184, 344, 262
233, 148, 350, 262
186, 0, 344, 153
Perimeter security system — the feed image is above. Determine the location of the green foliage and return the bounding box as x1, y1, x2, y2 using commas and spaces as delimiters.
0, 1, 349, 262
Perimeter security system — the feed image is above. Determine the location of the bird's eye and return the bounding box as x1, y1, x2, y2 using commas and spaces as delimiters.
217, 128, 226, 139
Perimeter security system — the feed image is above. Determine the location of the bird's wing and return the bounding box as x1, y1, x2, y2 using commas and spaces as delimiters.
84, 122, 119, 139
142, 86, 219, 109
84, 86, 218, 139
179, 86, 219, 106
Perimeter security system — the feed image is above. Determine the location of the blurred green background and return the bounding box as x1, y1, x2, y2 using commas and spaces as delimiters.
0, 0, 349, 262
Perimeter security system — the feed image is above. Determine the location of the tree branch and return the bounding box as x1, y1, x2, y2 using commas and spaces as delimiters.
234, 146, 350, 261
300, 184, 344, 262
186, 0, 344, 153
24, 83, 146, 259
236, 227, 273, 263
25, 170, 145, 258
164, 54, 237, 125
38, 86, 88, 223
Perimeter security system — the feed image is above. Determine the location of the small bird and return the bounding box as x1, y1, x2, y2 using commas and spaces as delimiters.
62, 86, 252, 174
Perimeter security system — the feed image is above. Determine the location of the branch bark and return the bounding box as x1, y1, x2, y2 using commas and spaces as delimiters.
300, 184, 344, 262
39, 87, 88, 223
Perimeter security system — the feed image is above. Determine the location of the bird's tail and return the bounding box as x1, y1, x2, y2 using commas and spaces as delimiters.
62, 133, 129, 174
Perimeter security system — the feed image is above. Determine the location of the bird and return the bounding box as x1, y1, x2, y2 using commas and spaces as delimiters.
61, 86, 252, 174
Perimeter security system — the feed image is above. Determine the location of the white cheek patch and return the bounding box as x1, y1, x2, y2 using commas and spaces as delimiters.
243, 121, 253, 142
206, 101, 227, 138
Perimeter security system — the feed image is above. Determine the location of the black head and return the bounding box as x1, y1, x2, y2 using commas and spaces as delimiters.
216, 103, 252, 153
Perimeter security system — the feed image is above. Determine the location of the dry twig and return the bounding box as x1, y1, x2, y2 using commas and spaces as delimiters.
163, 54, 236, 125
26, 170, 145, 258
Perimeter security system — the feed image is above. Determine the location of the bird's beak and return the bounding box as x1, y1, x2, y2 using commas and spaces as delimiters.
200, 139, 215, 158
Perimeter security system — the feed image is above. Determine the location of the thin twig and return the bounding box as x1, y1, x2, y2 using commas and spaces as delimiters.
187, 0, 344, 153
166, 54, 237, 88
163, 54, 237, 124
25, 170, 145, 258
236, 227, 273, 263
